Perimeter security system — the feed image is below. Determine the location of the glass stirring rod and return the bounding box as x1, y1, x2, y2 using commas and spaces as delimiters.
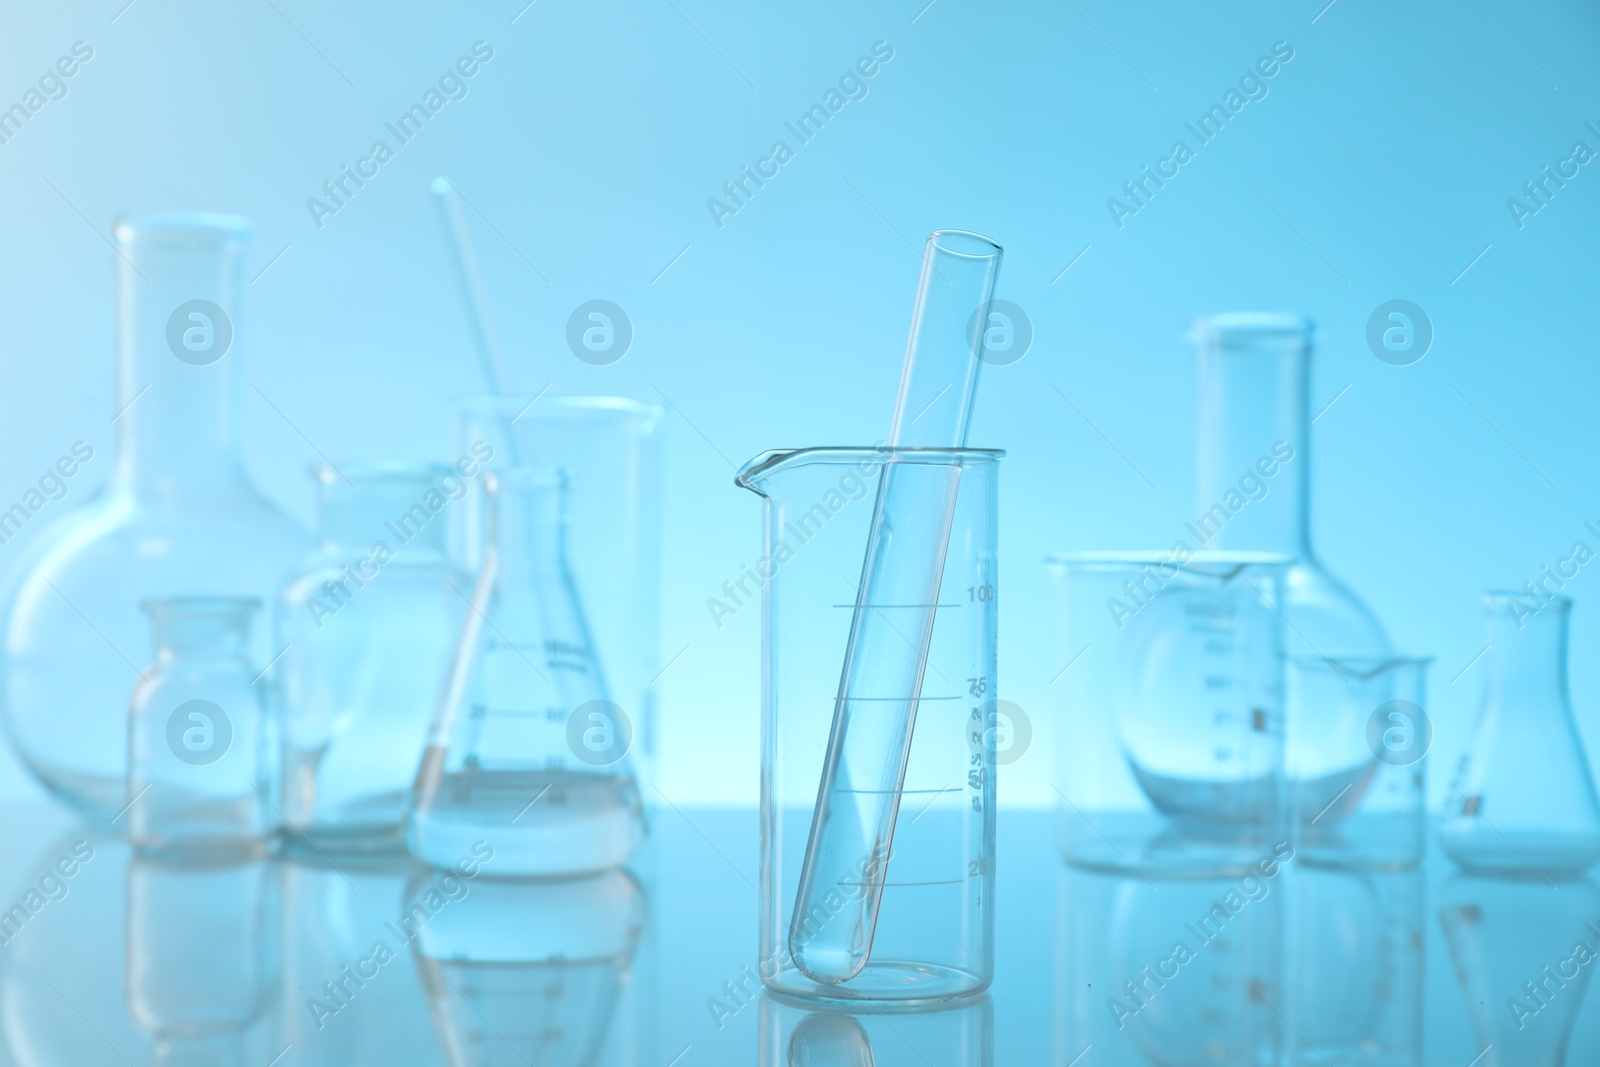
787, 231, 1002, 984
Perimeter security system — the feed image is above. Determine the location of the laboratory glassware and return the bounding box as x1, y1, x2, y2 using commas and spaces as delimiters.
1192, 314, 1390, 825
454, 395, 664, 802
1282, 863, 1424, 1065
0, 213, 310, 819
408, 868, 645, 1066
1049, 552, 1288, 875
276, 462, 470, 852
1056, 854, 1286, 1067
759, 993, 993, 1067
407, 468, 645, 876
126, 851, 277, 1059
1441, 594, 1600, 875
791, 230, 1002, 987
738, 446, 999, 1003
1289, 656, 1431, 869
277, 851, 438, 1064
127, 597, 276, 853
1439, 873, 1600, 1067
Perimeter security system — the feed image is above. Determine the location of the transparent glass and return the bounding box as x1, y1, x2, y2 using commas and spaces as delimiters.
1055, 856, 1285, 1067
407, 468, 645, 876
1282, 863, 1424, 1065
1049, 553, 1287, 875
0, 214, 310, 819
1439, 874, 1600, 1067
127, 597, 276, 852
408, 868, 646, 1066
126, 852, 277, 1041
1289, 656, 1431, 870
758, 993, 993, 1066
276, 462, 470, 852
738, 446, 999, 1004
1193, 314, 1390, 824
454, 396, 663, 798
1441, 595, 1600, 876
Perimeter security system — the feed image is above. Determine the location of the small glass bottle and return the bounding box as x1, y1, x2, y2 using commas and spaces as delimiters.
276, 462, 469, 852
0, 214, 309, 819
1193, 314, 1390, 825
1441, 594, 1600, 876
127, 597, 275, 853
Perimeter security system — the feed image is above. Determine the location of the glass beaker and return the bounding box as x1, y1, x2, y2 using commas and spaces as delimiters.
1049, 552, 1288, 875
408, 868, 646, 1067
1289, 656, 1431, 870
738, 446, 999, 1004
406, 468, 645, 876
1192, 314, 1390, 825
276, 462, 471, 852
1441, 594, 1600, 876
453, 396, 664, 797
0, 214, 310, 819
127, 597, 276, 853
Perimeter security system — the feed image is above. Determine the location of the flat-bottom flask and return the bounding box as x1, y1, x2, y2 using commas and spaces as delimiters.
406, 469, 644, 876
1441, 594, 1600, 876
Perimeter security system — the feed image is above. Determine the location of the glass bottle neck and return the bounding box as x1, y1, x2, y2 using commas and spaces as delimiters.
1194, 321, 1313, 558
110, 217, 251, 497
1485, 600, 1569, 704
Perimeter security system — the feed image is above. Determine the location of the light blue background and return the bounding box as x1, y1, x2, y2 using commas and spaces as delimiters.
0, 0, 1596, 806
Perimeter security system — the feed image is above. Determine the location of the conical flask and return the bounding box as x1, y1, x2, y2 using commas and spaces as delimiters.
1192, 315, 1391, 826
405, 468, 645, 876
1441, 594, 1600, 876
1439, 873, 1600, 1067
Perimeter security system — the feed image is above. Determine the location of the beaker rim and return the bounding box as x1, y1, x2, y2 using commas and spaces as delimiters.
454, 393, 664, 428
927, 229, 1003, 259
139, 595, 262, 617
312, 460, 455, 485
1190, 312, 1313, 344
113, 213, 251, 247
1484, 589, 1569, 613
735, 446, 1004, 493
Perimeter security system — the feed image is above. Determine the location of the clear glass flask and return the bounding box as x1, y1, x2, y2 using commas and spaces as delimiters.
127, 597, 276, 853
276, 462, 470, 852
453, 396, 664, 800
0, 214, 310, 819
1192, 314, 1390, 825
738, 446, 999, 1004
1441, 594, 1600, 876
406, 468, 645, 876
1049, 553, 1288, 875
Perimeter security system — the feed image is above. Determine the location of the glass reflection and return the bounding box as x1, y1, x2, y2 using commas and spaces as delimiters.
758, 992, 992, 1066
1439, 874, 1600, 1067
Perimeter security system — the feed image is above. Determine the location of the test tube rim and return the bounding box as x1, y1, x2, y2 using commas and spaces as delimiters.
925, 228, 1003, 260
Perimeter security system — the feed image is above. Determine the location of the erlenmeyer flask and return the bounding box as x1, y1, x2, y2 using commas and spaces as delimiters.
1440, 594, 1600, 875
1192, 315, 1390, 824
408, 868, 645, 1067
1439, 874, 1600, 1067
406, 469, 645, 876
0, 214, 310, 819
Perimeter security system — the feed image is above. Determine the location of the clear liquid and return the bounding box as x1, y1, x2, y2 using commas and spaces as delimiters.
407, 757, 644, 876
